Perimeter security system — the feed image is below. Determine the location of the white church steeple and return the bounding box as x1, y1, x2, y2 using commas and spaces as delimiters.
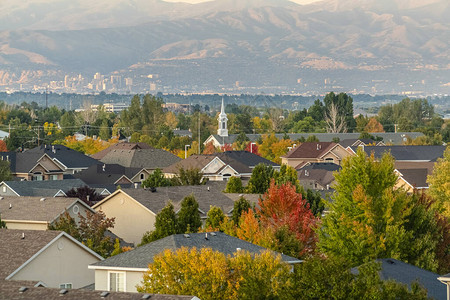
217, 97, 228, 137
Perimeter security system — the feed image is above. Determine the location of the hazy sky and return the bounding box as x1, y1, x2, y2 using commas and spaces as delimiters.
164, 0, 321, 4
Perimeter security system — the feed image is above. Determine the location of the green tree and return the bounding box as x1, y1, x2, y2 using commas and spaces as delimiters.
305, 189, 325, 216
205, 206, 225, 229
171, 167, 206, 186
140, 202, 177, 245
177, 194, 202, 233
232, 196, 252, 225
273, 164, 302, 193
294, 257, 428, 300
49, 210, 80, 240
246, 163, 274, 194
319, 148, 441, 271
0, 160, 12, 182
427, 146, 450, 217
225, 176, 244, 193
99, 118, 110, 140
141, 168, 172, 188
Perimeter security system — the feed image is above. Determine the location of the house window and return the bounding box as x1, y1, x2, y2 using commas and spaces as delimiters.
140, 173, 144, 180
109, 272, 125, 292
50, 175, 58, 180
59, 283, 72, 289
33, 175, 43, 181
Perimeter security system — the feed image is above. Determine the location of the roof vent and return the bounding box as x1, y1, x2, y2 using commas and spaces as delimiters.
305, 170, 309, 177
207, 186, 210, 191
59, 289, 68, 295
205, 233, 209, 240
100, 291, 110, 298
134, 183, 138, 189
40, 198, 46, 202
21, 232, 25, 239
316, 144, 321, 150
386, 259, 396, 265
184, 234, 190, 238
9, 203, 12, 209
142, 294, 152, 299
18, 287, 28, 293
102, 164, 106, 172
210, 232, 217, 236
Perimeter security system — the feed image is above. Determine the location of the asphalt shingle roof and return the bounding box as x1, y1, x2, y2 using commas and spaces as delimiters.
99, 148, 181, 169
91, 142, 153, 160
110, 184, 236, 217
209, 132, 424, 145
2, 179, 88, 197
91, 232, 300, 269
283, 142, 336, 159
216, 151, 279, 168
397, 168, 429, 188
0, 229, 62, 279
0, 280, 198, 300
352, 145, 446, 162
73, 164, 142, 185
377, 258, 445, 300
0, 197, 84, 222
25, 145, 101, 169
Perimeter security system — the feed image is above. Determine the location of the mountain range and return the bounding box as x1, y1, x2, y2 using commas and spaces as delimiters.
0, 0, 448, 94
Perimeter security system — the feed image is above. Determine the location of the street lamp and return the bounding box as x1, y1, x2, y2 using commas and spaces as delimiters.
185, 144, 191, 159
250, 142, 256, 153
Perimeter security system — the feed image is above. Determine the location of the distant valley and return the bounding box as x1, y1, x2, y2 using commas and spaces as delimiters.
0, 0, 448, 95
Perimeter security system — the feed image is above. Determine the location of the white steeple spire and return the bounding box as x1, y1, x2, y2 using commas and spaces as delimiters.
217, 97, 228, 137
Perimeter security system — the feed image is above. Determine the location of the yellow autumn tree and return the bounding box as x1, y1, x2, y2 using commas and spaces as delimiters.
365, 118, 385, 133
428, 146, 450, 217
137, 247, 235, 300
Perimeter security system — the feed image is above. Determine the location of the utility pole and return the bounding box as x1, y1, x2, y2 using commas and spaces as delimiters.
394, 124, 398, 133
198, 113, 201, 154
45, 87, 48, 109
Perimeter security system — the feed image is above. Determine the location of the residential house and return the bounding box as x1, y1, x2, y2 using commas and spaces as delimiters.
0, 179, 90, 198
22, 144, 101, 174
347, 145, 446, 162
281, 142, 351, 168
73, 164, 150, 187
92, 185, 236, 245
204, 133, 425, 148
0, 197, 94, 230
297, 162, 341, 191
394, 161, 435, 193
91, 142, 153, 160
95, 148, 181, 173
89, 232, 301, 292
338, 138, 385, 148
0, 229, 103, 288
438, 273, 450, 300
0, 280, 200, 300
373, 259, 445, 300
163, 151, 279, 181
0, 152, 66, 181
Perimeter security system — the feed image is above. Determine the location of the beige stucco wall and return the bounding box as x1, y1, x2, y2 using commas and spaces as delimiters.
203, 158, 224, 174
94, 269, 145, 293
95, 193, 156, 245
4, 221, 48, 231
11, 235, 100, 288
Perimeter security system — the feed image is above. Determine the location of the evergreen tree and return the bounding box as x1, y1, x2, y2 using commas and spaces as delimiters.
141, 202, 177, 245
0, 160, 12, 182
225, 176, 243, 193
177, 195, 202, 234
232, 196, 252, 225
99, 118, 110, 140
142, 168, 172, 188
205, 206, 225, 229
246, 163, 274, 194
273, 164, 303, 193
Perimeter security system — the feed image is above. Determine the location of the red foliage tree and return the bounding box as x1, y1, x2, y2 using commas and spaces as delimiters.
202, 142, 217, 154
221, 144, 233, 152
244, 142, 260, 156
0, 140, 7, 152
258, 180, 318, 255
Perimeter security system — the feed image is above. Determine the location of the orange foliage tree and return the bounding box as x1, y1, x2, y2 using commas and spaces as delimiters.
365, 118, 384, 132
0, 140, 7, 152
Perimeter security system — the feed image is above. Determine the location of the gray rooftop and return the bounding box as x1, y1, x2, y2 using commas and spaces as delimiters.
1, 179, 88, 197
352, 145, 446, 162
105, 184, 236, 217
0, 197, 85, 223
25, 145, 101, 169
0, 280, 198, 300
0, 229, 62, 279
99, 148, 181, 169
91, 232, 301, 269
378, 258, 445, 300
209, 132, 424, 145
